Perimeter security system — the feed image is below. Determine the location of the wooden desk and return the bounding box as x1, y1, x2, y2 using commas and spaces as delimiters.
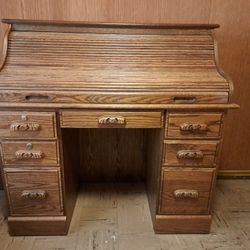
0, 20, 238, 236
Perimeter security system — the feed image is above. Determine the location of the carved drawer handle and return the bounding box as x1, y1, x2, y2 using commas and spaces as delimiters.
15, 150, 44, 159
10, 123, 40, 132
174, 189, 199, 199
177, 150, 203, 159
98, 116, 126, 125
179, 123, 207, 132
21, 190, 47, 200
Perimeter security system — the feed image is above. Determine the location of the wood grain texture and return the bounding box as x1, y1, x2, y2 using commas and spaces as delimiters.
0, 24, 230, 106
166, 112, 223, 139
209, 0, 250, 171
0, 111, 57, 139
163, 140, 219, 166
60, 111, 163, 128
1, 180, 250, 245
79, 128, 148, 182
3, 168, 64, 216
1, 140, 59, 165
155, 214, 212, 234
158, 168, 215, 215
0, 0, 246, 175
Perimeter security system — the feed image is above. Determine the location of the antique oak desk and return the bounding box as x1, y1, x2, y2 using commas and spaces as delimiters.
0, 20, 238, 236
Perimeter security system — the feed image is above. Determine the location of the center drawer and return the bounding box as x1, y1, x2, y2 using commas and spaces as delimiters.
60, 111, 163, 128
3, 168, 63, 216
1, 141, 59, 166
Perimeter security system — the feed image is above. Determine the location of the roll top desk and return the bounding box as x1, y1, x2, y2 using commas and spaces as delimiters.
0, 20, 238, 236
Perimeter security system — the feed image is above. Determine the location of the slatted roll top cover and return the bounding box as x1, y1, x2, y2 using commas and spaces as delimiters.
0, 20, 234, 108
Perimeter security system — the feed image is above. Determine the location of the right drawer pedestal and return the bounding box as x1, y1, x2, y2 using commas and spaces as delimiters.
155, 112, 222, 233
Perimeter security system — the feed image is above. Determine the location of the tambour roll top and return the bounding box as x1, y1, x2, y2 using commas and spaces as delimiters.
0, 20, 233, 106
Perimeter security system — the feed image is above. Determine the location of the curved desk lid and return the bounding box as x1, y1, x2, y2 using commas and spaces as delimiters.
0, 20, 235, 108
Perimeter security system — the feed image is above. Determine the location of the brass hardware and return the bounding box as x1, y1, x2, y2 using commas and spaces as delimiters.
15, 150, 44, 159
98, 116, 126, 125
174, 189, 199, 199
21, 190, 47, 200
10, 123, 40, 132
177, 150, 204, 159
180, 123, 207, 132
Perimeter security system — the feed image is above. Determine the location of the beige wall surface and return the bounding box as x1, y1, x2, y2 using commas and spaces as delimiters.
0, 0, 249, 175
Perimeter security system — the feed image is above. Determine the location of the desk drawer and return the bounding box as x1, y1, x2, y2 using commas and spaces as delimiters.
1, 141, 59, 166
3, 168, 63, 216
163, 140, 219, 166
60, 111, 163, 128
166, 112, 222, 139
0, 112, 57, 139
159, 169, 215, 215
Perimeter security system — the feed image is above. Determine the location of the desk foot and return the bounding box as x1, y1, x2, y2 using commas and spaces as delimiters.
8, 216, 69, 236
154, 214, 212, 234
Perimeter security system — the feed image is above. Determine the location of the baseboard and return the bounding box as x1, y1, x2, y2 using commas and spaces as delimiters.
218, 170, 250, 177
8, 216, 69, 236
154, 214, 211, 234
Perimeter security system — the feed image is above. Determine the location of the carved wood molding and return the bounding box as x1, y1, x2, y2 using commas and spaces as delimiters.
15, 150, 44, 159
21, 190, 47, 200
10, 123, 40, 132
177, 150, 204, 159
98, 116, 126, 125
179, 123, 207, 132
0, 24, 11, 71
174, 189, 199, 199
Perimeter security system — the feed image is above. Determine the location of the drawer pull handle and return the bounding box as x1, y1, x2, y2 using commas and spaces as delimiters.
177, 150, 203, 159
179, 123, 207, 132
173, 96, 197, 103
174, 189, 199, 199
98, 116, 126, 125
21, 190, 47, 200
15, 150, 44, 159
25, 95, 50, 101
10, 123, 40, 132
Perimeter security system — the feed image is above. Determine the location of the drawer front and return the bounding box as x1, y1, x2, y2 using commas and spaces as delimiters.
163, 140, 219, 166
60, 111, 163, 128
0, 112, 57, 139
166, 112, 222, 138
159, 169, 215, 215
1, 141, 59, 165
3, 168, 63, 216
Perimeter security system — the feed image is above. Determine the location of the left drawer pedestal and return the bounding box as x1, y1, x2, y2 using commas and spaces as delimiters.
0, 111, 67, 236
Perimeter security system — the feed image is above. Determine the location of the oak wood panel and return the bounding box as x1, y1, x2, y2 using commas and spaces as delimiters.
60, 111, 163, 128
0, 1, 247, 185
154, 214, 211, 234
3, 168, 64, 216
159, 168, 215, 215
0, 0, 248, 175
79, 128, 148, 182
166, 112, 223, 139
209, 0, 250, 171
0, 111, 57, 139
0, 24, 230, 106
163, 140, 219, 166
1, 140, 59, 165
146, 128, 164, 225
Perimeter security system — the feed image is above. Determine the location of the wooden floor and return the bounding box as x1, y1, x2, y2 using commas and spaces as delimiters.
0, 180, 250, 250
